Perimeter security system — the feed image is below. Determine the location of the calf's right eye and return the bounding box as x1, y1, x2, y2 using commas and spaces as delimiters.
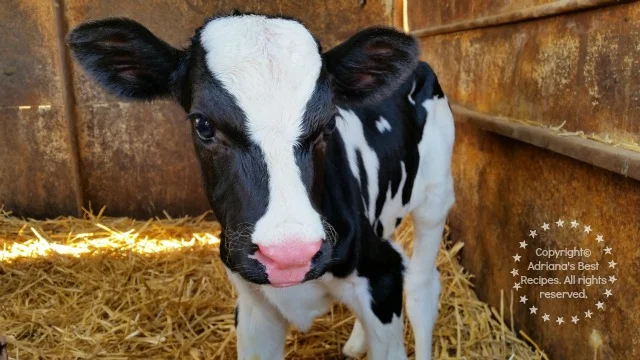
194, 117, 215, 141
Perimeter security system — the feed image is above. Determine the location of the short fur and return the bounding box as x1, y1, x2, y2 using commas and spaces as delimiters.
68, 13, 454, 360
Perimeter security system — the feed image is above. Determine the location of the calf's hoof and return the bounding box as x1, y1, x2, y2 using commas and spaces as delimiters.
342, 342, 366, 359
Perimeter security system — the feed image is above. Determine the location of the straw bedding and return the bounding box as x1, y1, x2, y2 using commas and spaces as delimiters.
0, 208, 546, 359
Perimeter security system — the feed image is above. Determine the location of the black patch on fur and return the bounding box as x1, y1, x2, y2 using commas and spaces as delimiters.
355, 150, 369, 211
186, 35, 275, 285
366, 245, 404, 323
234, 305, 239, 328
299, 73, 336, 145
320, 133, 363, 278
356, 231, 405, 323
375, 220, 384, 237
395, 217, 402, 228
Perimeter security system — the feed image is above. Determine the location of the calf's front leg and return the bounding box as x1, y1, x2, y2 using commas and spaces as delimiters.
343, 319, 367, 358
229, 273, 289, 360
407, 178, 454, 360
333, 241, 407, 360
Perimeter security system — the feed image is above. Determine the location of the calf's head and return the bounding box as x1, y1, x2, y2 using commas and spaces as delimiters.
68, 13, 418, 287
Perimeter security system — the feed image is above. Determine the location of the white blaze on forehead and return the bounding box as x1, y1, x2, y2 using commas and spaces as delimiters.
201, 15, 325, 245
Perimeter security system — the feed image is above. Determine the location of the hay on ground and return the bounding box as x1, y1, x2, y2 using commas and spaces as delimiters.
0, 208, 547, 359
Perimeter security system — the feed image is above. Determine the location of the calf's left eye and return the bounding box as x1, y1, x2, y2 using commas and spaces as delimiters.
195, 117, 215, 141
324, 117, 336, 135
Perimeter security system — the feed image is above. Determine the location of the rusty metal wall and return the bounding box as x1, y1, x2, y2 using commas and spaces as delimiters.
0, 0, 79, 218
451, 121, 640, 360
0, 0, 393, 218
408, 0, 640, 358
415, 0, 640, 145
408, 0, 569, 29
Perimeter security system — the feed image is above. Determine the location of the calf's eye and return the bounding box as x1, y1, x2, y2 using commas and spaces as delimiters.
195, 117, 215, 141
324, 117, 336, 135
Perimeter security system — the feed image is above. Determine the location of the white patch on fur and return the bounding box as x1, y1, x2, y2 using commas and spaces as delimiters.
336, 108, 380, 222
201, 15, 325, 245
377, 161, 410, 238
261, 278, 333, 331
370, 97, 455, 241
325, 273, 407, 360
405, 95, 455, 360
407, 80, 417, 105
408, 96, 455, 207
375, 116, 392, 133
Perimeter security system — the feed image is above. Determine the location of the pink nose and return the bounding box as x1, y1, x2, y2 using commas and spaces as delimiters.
254, 240, 322, 287
257, 240, 322, 268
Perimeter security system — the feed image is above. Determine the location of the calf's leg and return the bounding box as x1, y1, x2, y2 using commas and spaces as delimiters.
229, 272, 289, 360
332, 240, 407, 360
406, 178, 454, 360
342, 319, 367, 358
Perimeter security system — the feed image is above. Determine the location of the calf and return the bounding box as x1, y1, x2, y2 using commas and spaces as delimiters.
69, 12, 454, 360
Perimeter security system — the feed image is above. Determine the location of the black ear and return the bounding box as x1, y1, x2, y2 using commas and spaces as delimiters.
324, 27, 418, 105
67, 18, 187, 101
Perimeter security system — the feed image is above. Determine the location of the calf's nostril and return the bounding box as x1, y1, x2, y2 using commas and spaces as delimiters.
257, 240, 322, 267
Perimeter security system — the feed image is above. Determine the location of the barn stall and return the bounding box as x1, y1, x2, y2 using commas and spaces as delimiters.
0, 0, 638, 359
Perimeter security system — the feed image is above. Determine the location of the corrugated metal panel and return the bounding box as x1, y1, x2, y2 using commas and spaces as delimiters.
0, 0, 79, 218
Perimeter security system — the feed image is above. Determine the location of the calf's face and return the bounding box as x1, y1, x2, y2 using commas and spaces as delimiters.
68, 14, 417, 287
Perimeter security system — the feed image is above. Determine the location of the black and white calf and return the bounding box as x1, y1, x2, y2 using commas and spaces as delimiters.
69, 12, 454, 360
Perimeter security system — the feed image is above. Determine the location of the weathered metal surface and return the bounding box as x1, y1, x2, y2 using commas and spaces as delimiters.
392, 0, 404, 29
409, 0, 640, 356
407, 0, 580, 31
0, 0, 78, 218
409, 0, 625, 37
452, 103, 640, 180
72, 102, 209, 217
450, 121, 640, 359
63, 0, 392, 218
53, 0, 85, 216
451, 123, 640, 359
419, 1, 640, 146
